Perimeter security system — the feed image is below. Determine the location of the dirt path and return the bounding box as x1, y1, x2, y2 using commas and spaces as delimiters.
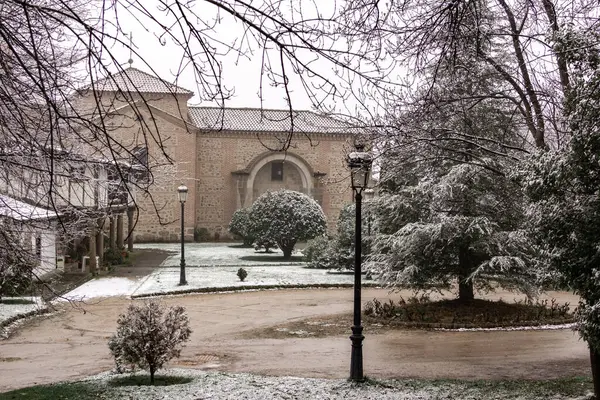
0, 288, 590, 391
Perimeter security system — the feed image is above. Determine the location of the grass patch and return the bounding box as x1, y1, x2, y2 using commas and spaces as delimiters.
0, 298, 35, 305
238, 255, 304, 263
108, 374, 193, 387
394, 376, 593, 399
0, 376, 591, 400
0, 382, 102, 400
364, 297, 574, 329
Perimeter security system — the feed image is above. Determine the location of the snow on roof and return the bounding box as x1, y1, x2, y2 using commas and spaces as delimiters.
0, 195, 59, 221
88, 67, 194, 95
188, 107, 358, 134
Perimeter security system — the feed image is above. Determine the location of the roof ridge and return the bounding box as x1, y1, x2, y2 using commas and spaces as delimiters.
82, 67, 194, 95
188, 106, 313, 113
120, 67, 193, 94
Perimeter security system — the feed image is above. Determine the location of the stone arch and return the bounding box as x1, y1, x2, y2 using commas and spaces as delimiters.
243, 152, 314, 207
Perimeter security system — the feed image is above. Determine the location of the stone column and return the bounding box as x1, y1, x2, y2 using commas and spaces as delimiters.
109, 216, 116, 250
88, 225, 97, 273
232, 172, 249, 208
116, 214, 124, 249
96, 218, 105, 268
127, 207, 134, 252
313, 172, 327, 206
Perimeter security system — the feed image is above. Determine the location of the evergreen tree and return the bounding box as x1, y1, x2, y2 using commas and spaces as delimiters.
521, 26, 600, 397
370, 40, 540, 301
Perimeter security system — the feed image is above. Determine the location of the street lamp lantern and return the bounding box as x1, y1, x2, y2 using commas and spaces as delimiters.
346, 142, 372, 382
177, 183, 188, 286
347, 144, 373, 191
178, 184, 188, 203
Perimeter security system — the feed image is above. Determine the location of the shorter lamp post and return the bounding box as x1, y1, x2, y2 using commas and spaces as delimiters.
346, 143, 373, 382
178, 183, 188, 286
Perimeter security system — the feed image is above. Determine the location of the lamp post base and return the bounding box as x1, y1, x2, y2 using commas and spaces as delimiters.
179, 263, 187, 286
349, 325, 364, 381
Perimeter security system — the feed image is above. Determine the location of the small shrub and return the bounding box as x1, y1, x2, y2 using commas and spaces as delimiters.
228, 208, 255, 246
237, 268, 248, 282
194, 227, 210, 242
108, 300, 192, 384
104, 248, 124, 266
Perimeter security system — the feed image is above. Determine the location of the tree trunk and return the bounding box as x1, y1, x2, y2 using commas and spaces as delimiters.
150, 366, 155, 385
458, 278, 474, 302
279, 239, 296, 259
591, 347, 600, 399
458, 246, 475, 302
282, 247, 293, 259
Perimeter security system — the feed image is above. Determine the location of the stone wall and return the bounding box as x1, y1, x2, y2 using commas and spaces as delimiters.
77, 91, 197, 242
195, 132, 354, 239
77, 89, 355, 243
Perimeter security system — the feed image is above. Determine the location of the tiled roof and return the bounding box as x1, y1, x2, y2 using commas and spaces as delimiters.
0, 195, 58, 221
88, 67, 193, 95
188, 107, 357, 134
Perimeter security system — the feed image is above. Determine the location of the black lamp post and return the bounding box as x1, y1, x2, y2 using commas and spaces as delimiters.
346, 143, 372, 382
178, 183, 188, 286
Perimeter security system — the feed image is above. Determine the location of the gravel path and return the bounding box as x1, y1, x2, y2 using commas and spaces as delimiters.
0, 288, 589, 393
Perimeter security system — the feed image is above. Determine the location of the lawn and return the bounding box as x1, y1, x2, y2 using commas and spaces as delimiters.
0, 371, 593, 400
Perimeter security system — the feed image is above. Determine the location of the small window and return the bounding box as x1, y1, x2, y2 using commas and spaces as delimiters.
271, 161, 283, 181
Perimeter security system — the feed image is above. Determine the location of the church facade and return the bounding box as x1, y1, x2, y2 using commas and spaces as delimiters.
78, 68, 356, 242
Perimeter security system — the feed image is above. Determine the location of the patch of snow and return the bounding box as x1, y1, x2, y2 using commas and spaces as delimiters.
435, 323, 577, 332
132, 265, 358, 296
0, 297, 46, 338
0, 194, 59, 221
80, 368, 590, 400
0, 297, 44, 323
61, 277, 143, 301
134, 242, 299, 266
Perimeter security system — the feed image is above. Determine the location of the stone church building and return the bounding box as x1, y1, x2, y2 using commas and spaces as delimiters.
77, 68, 357, 242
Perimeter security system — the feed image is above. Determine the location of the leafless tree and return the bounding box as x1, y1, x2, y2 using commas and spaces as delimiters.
336, 0, 599, 151
1, 0, 597, 296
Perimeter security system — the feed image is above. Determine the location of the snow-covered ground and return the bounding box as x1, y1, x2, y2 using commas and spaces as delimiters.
0, 297, 45, 336
60, 243, 361, 299
79, 369, 591, 400
62, 277, 144, 301
132, 264, 357, 296
134, 242, 305, 266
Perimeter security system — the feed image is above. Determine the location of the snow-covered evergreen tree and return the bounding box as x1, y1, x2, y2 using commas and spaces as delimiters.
521, 27, 600, 397
228, 208, 255, 246
369, 50, 541, 301
248, 190, 326, 259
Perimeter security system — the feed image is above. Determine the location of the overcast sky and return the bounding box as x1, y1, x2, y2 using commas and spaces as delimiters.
103, 0, 340, 112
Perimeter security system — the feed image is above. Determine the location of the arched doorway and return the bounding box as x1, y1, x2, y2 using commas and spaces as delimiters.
242, 153, 314, 207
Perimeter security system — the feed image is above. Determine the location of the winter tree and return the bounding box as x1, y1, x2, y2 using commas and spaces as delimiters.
108, 300, 192, 384
520, 27, 600, 397
0, 0, 371, 288
368, 43, 542, 301
228, 208, 255, 247
337, 0, 599, 150
247, 190, 326, 259
0, 220, 34, 301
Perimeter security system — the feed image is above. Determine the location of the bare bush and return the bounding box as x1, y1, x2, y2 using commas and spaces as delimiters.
108, 300, 192, 384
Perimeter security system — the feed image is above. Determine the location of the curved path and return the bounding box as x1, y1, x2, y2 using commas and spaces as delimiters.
0, 288, 589, 391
